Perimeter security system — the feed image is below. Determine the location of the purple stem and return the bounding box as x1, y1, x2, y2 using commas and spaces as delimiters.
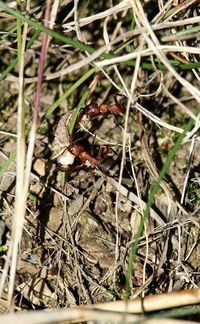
33, 0, 51, 125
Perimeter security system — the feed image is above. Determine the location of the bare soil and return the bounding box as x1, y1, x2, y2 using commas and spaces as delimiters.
0, 0, 199, 314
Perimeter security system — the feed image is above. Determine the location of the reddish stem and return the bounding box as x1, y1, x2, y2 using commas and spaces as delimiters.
33, 0, 51, 125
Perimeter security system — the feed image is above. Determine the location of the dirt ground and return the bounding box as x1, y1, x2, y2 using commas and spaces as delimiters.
0, 0, 200, 315
0, 77, 200, 310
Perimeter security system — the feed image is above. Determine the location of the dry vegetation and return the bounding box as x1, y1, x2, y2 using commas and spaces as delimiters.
0, 0, 200, 323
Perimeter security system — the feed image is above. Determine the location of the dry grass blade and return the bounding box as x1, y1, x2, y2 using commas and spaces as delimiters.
0, 288, 200, 323
0, 0, 29, 303
0, 0, 200, 322
0, 0, 52, 304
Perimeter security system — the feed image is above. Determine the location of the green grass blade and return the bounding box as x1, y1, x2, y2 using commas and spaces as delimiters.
125, 107, 200, 300
69, 91, 89, 135
161, 26, 200, 42
0, 24, 17, 40
0, 149, 16, 179
46, 68, 95, 117
0, 1, 198, 73
0, 29, 41, 81
0, 57, 18, 81
0, 1, 99, 54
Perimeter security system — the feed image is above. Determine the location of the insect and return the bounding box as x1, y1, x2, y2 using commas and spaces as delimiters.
52, 98, 124, 169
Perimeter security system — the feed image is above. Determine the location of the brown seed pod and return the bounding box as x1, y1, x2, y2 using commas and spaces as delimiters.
51, 112, 73, 161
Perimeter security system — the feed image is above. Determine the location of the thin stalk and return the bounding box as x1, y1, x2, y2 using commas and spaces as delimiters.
24, 1, 51, 193
68, 91, 89, 135
0, 1, 199, 74
0, 30, 41, 81
125, 107, 200, 300
7, 0, 27, 304
46, 68, 96, 117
